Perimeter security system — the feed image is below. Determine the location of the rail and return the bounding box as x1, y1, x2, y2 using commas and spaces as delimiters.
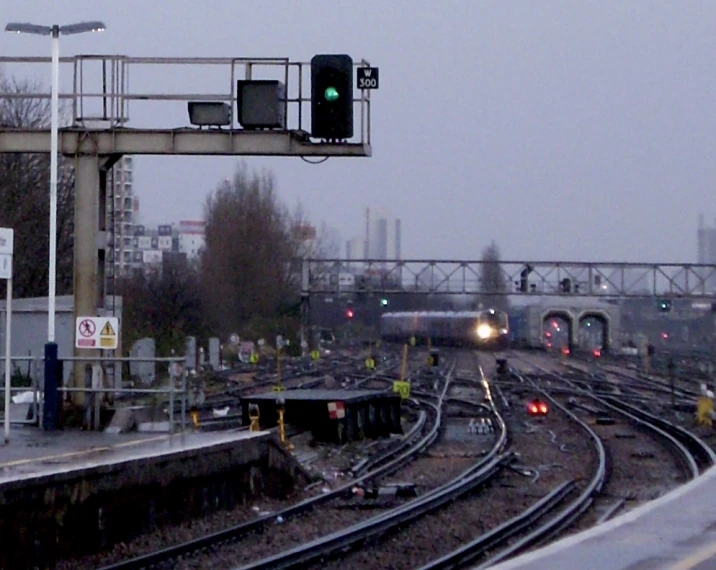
94, 358, 459, 570
470, 370, 608, 569
1, 354, 189, 434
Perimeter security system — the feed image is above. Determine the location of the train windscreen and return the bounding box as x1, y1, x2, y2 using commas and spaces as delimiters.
482, 311, 507, 328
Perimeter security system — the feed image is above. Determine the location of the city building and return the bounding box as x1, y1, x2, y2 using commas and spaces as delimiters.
103, 156, 208, 280
292, 224, 317, 258
364, 207, 401, 260
132, 220, 206, 274
107, 156, 138, 280
697, 214, 716, 293
698, 215, 716, 264
345, 236, 365, 261
345, 208, 401, 263
177, 220, 207, 260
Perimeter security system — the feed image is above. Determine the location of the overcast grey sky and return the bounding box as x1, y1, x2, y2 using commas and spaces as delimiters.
1, 1, 714, 263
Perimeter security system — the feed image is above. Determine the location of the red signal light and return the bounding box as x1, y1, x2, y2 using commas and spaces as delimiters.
561, 347, 570, 356
346, 309, 354, 319
593, 349, 601, 358
527, 399, 549, 417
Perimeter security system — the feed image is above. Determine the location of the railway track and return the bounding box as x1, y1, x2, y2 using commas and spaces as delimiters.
234, 350, 606, 570
234, 352, 513, 570
419, 359, 606, 570
88, 357, 458, 570
507, 351, 716, 536
68, 347, 707, 570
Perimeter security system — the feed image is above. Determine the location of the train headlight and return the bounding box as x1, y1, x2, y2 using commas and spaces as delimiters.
477, 324, 492, 339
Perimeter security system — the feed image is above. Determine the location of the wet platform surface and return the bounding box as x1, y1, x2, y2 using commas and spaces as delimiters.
484, 465, 716, 570
0, 425, 304, 568
0, 426, 264, 484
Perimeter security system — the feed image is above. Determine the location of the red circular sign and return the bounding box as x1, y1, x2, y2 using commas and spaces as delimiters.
79, 319, 96, 337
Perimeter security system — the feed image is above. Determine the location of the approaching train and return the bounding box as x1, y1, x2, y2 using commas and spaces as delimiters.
380, 309, 510, 350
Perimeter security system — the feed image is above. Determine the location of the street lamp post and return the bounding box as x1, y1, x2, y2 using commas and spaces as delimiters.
5, 21, 105, 431
6, 21, 105, 342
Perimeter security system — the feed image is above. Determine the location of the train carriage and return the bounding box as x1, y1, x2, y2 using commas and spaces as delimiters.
379, 309, 510, 350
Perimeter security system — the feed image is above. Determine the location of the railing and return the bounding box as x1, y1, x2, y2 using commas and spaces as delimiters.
1, 356, 40, 426
1, 355, 188, 434
0, 54, 373, 146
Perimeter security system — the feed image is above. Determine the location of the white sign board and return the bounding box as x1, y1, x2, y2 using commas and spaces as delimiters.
75, 316, 120, 350
0, 228, 14, 255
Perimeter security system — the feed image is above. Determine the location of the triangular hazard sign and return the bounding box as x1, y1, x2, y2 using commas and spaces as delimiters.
100, 321, 115, 336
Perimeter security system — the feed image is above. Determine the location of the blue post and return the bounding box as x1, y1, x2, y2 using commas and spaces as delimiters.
43, 342, 58, 431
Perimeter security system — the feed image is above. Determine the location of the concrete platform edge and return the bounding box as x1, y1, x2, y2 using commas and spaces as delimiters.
0, 430, 272, 491
485, 465, 716, 569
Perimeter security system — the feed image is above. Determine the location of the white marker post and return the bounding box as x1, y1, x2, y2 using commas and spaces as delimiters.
0, 228, 14, 443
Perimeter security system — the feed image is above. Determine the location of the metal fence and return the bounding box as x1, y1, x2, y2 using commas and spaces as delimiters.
1, 355, 188, 434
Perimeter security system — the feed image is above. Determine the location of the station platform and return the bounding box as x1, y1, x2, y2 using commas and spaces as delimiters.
0, 425, 311, 569
0, 426, 259, 482
485, 465, 716, 570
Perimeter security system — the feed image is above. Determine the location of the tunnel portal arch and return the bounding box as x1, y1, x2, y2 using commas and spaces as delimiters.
541, 310, 575, 353
578, 310, 611, 352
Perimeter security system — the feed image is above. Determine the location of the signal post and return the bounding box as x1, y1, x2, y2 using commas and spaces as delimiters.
0, 54, 378, 427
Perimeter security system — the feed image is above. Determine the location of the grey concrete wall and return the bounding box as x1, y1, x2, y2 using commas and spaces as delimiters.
521, 302, 621, 349
0, 432, 310, 569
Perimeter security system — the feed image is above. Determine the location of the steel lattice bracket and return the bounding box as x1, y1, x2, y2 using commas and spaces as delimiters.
299, 259, 716, 299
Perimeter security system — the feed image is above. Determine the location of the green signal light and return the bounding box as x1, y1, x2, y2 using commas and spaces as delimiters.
324, 87, 339, 102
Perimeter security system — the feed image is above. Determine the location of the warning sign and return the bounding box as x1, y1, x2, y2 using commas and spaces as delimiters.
75, 316, 119, 350
100, 321, 115, 336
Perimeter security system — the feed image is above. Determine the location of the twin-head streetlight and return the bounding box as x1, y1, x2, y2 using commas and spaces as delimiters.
5, 21, 105, 36
4, 21, 105, 344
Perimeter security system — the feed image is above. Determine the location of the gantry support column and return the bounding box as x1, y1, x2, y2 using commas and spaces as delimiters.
300, 259, 311, 356
71, 154, 101, 407
300, 295, 310, 356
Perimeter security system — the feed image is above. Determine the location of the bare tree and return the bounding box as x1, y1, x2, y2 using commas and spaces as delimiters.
200, 162, 297, 338
120, 257, 206, 356
478, 240, 509, 311
0, 71, 74, 298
